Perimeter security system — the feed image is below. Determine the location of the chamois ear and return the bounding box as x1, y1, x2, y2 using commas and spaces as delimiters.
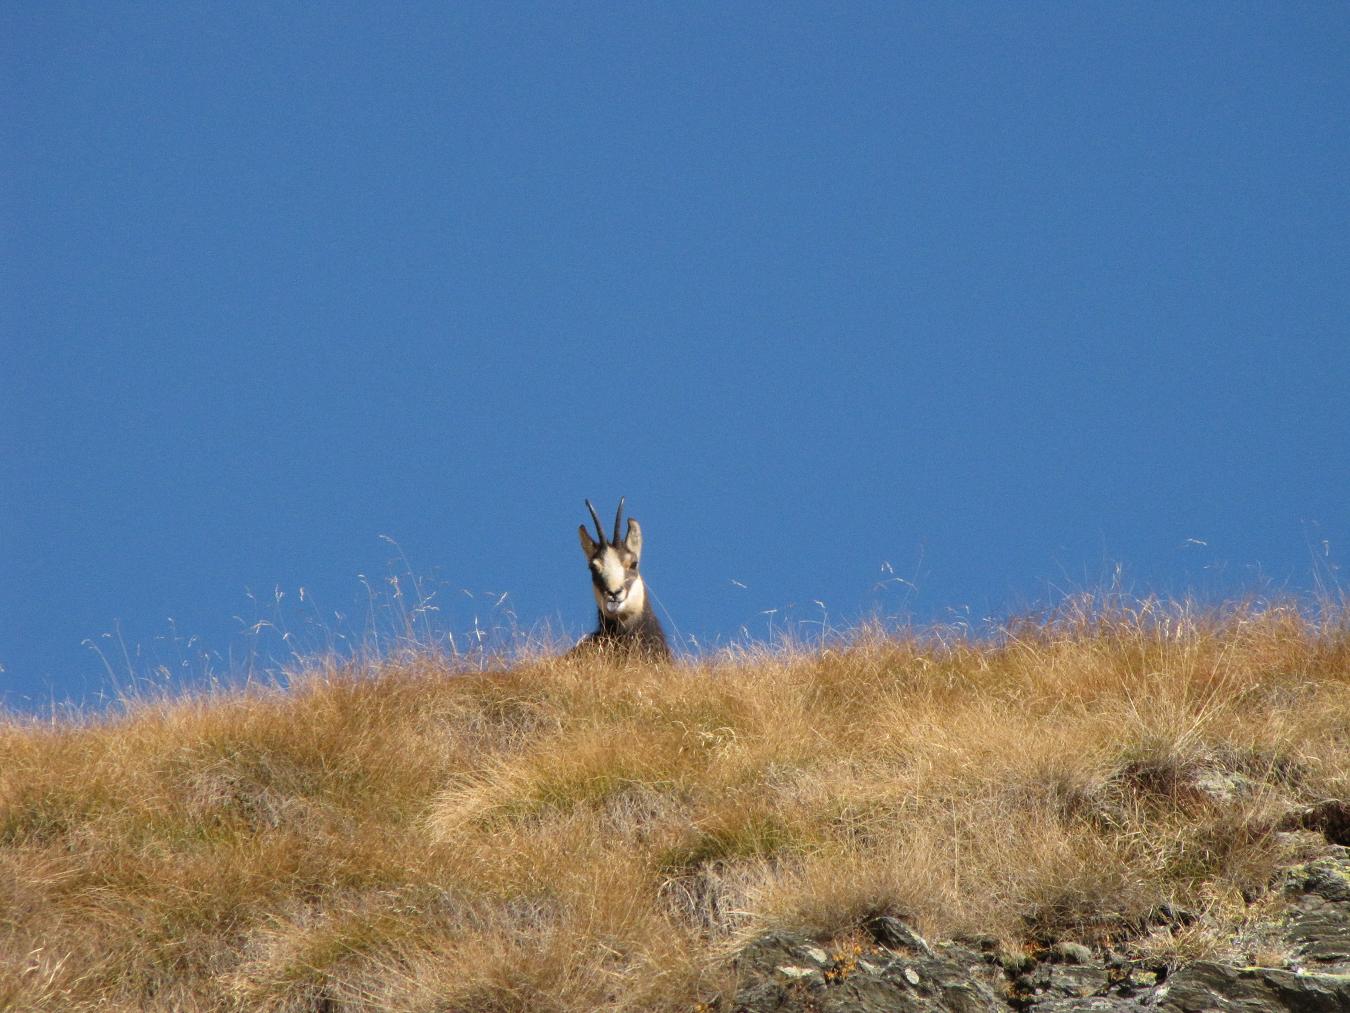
578, 524, 597, 557
623, 519, 642, 560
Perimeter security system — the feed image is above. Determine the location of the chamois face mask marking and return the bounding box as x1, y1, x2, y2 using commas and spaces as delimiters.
591, 545, 643, 618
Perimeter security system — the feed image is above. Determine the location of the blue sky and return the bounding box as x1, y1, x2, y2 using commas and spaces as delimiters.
3, 3, 1347, 709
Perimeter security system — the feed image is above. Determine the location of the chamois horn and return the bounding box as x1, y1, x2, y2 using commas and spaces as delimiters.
612, 496, 626, 546
585, 499, 606, 545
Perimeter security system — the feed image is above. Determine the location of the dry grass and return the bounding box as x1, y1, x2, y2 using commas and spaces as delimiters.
2, 597, 1347, 1011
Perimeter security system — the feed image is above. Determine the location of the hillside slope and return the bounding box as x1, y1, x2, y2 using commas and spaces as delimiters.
2, 600, 1348, 1011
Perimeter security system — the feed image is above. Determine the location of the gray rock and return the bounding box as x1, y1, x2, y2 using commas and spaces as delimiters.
1156, 855, 1350, 1012
732, 927, 1001, 1012
729, 850, 1350, 1013
776, 964, 826, 986
802, 946, 831, 966
1047, 963, 1110, 997
1009, 961, 1110, 1005
1281, 802, 1350, 847
1191, 768, 1254, 805
1161, 961, 1350, 1013
1033, 997, 1155, 1012
1284, 855, 1350, 972
867, 914, 937, 957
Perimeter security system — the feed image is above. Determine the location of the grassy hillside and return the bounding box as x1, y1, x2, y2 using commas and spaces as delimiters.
2, 598, 1348, 1011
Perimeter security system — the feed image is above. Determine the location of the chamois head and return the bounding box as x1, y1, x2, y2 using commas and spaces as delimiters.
578, 497, 646, 623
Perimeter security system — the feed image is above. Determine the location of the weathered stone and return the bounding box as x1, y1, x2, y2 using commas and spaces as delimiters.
1284, 855, 1350, 971
802, 945, 830, 965
777, 965, 825, 985
1192, 768, 1254, 805
1046, 963, 1110, 997
1281, 801, 1350, 847
867, 915, 937, 956
1161, 961, 1350, 1013
732, 931, 1000, 1012
729, 849, 1350, 1013
1011, 960, 1110, 1002
1033, 997, 1154, 1012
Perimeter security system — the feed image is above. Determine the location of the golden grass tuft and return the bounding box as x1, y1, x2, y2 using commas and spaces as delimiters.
1, 598, 1347, 1010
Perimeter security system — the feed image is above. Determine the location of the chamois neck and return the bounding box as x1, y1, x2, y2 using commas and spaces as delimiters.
595, 588, 651, 632
587, 584, 671, 659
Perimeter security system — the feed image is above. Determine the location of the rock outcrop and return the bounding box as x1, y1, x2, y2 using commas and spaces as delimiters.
729, 849, 1350, 1013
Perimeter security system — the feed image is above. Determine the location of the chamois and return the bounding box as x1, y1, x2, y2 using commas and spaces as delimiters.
571, 498, 671, 659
